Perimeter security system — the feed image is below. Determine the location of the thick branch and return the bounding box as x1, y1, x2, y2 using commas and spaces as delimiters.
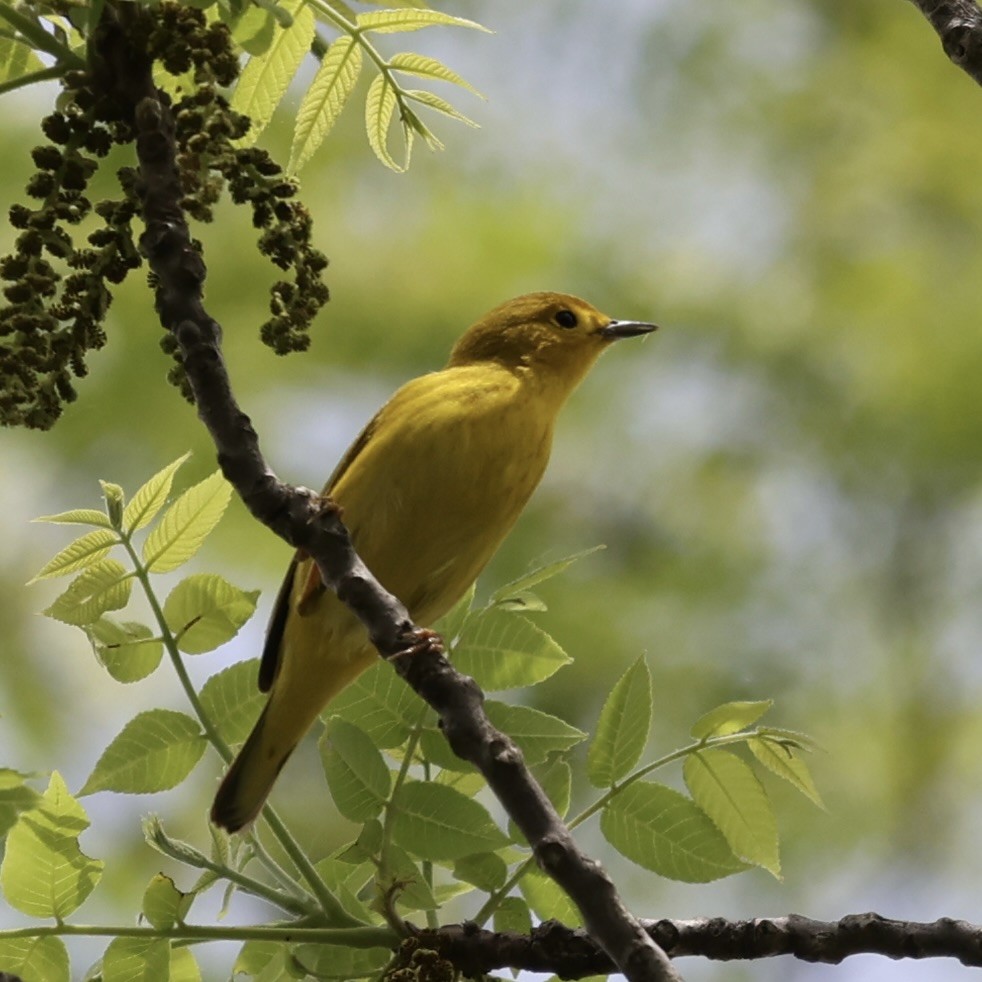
417, 913, 982, 976
94, 7, 679, 981
907, 0, 982, 85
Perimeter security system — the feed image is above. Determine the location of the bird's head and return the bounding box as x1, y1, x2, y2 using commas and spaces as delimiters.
448, 292, 657, 397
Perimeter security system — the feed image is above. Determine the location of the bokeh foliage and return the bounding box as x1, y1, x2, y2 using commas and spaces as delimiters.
3, 1, 982, 980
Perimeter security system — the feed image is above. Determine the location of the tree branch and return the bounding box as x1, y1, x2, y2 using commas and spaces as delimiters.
92, 6, 680, 981
906, 0, 982, 85
415, 912, 982, 976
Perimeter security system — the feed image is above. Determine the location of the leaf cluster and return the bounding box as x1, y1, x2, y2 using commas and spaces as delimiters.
0, 455, 822, 979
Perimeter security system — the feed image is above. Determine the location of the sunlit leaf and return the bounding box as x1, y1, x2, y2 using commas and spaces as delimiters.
233, 0, 315, 144
142, 872, 192, 930
122, 453, 190, 534
289, 34, 361, 173
86, 619, 162, 683
484, 701, 585, 764
600, 781, 748, 882
30, 528, 117, 581
356, 9, 491, 34
102, 936, 170, 982
81, 710, 206, 795
319, 717, 391, 822
587, 657, 652, 787
0, 936, 69, 982
518, 866, 581, 926
163, 573, 259, 654
330, 660, 424, 747
748, 736, 824, 807
388, 52, 481, 95
490, 546, 604, 604
0, 772, 103, 919
43, 559, 131, 626
199, 659, 266, 746
0, 769, 42, 838
364, 70, 404, 171
690, 700, 773, 740
493, 895, 531, 936
33, 508, 111, 528
452, 610, 571, 690
142, 470, 232, 573
684, 748, 780, 876
390, 780, 507, 860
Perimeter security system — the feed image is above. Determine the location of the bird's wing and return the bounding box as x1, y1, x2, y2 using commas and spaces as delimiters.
256, 400, 389, 693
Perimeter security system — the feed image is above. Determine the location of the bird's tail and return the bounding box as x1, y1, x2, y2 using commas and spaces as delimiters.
210, 705, 294, 833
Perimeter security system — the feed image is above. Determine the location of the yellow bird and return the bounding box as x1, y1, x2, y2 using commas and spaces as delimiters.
211, 292, 657, 831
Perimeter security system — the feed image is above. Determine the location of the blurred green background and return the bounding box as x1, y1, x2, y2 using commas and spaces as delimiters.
4, 1, 982, 979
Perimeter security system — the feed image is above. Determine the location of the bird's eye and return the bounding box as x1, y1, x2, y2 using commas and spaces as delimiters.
555, 309, 577, 329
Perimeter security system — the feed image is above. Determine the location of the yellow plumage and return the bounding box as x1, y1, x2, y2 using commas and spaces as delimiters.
211, 292, 656, 831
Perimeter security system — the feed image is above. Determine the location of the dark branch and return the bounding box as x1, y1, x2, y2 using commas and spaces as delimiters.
92, 7, 679, 981
417, 913, 982, 977
907, 0, 982, 85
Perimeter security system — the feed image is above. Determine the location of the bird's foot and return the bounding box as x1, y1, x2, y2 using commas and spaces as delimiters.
390, 627, 444, 661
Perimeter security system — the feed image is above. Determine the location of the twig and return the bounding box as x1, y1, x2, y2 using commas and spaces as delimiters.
93, 6, 681, 980
416, 912, 982, 977
906, 0, 982, 85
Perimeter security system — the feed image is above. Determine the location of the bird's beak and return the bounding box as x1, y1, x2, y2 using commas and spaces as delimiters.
599, 319, 659, 340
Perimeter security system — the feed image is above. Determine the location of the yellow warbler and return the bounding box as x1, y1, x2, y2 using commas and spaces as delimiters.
211, 292, 656, 831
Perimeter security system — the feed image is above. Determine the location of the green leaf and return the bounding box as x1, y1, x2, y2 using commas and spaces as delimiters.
509, 756, 572, 843
101, 481, 125, 529
600, 781, 749, 882
81, 710, 206, 795
0, 35, 45, 85
142, 470, 232, 573
289, 34, 362, 173
169, 947, 202, 982
233, 0, 315, 144
199, 659, 266, 746
0, 936, 69, 982
43, 559, 131, 626
380, 843, 439, 911
86, 619, 162, 683
291, 941, 389, 980
330, 660, 423, 747
418, 725, 473, 773
0, 772, 104, 918
690, 700, 773, 740
163, 573, 259, 654
452, 610, 571, 690
0, 769, 42, 838
142, 872, 192, 930
356, 9, 491, 34
518, 866, 581, 926
684, 749, 780, 876
491, 546, 604, 604
484, 701, 585, 764
587, 656, 652, 787
433, 581, 475, 642
404, 88, 479, 127
452, 851, 507, 892
33, 508, 111, 528
748, 736, 824, 808
102, 937, 170, 982
364, 70, 404, 172
493, 895, 531, 936
122, 453, 190, 534
390, 780, 507, 860
319, 717, 391, 822
388, 52, 481, 95
224, 2, 276, 55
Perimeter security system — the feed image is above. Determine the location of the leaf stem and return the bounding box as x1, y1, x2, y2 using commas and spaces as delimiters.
121, 532, 361, 927
473, 729, 768, 925
0, 63, 67, 96
0, 5, 84, 66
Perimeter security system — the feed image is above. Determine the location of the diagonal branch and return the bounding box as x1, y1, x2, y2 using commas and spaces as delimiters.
906, 0, 982, 85
417, 912, 982, 976
92, 6, 680, 981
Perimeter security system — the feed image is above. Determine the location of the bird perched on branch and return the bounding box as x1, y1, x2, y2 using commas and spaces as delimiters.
211, 292, 657, 832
